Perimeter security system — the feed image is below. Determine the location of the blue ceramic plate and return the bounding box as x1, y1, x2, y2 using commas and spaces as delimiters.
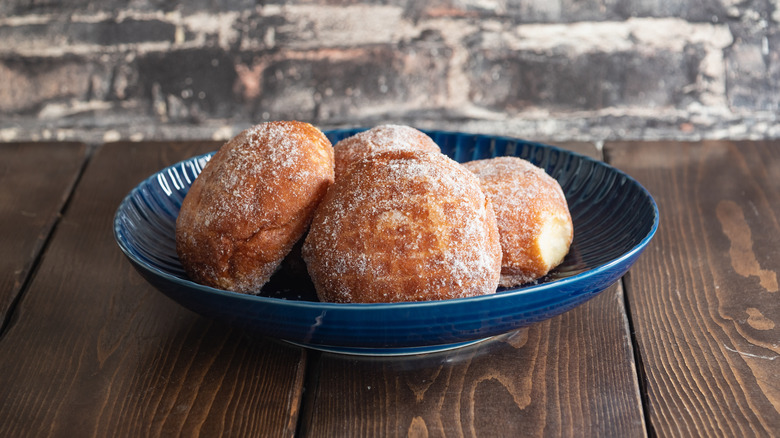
114, 129, 658, 355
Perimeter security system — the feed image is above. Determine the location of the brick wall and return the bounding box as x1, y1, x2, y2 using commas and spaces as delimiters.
1, 1, 778, 144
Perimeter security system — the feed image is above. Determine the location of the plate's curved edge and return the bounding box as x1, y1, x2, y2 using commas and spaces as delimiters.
281, 337, 492, 356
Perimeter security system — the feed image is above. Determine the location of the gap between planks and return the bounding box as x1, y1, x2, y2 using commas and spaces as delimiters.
0, 144, 96, 339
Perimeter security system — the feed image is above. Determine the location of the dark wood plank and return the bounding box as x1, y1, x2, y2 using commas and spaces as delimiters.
606, 140, 780, 436
302, 285, 645, 437
301, 143, 647, 437
0, 142, 87, 325
0, 142, 307, 437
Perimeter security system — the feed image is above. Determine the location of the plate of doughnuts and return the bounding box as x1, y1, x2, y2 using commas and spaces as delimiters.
114, 124, 658, 356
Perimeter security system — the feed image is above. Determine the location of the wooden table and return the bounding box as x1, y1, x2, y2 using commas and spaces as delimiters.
0, 139, 778, 437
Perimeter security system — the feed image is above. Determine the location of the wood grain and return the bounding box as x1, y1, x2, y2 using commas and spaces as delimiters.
0, 142, 307, 437
606, 140, 780, 436
301, 142, 647, 437
302, 285, 645, 437
0, 142, 86, 326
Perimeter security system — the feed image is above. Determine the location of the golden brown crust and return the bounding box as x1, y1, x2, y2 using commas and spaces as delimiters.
303, 149, 502, 303
176, 121, 334, 293
333, 125, 440, 178
463, 157, 573, 287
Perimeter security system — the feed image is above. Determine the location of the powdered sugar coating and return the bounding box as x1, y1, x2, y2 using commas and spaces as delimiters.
333, 125, 440, 177
303, 149, 501, 303
176, 121, 334, 293
463, 156, 573, 286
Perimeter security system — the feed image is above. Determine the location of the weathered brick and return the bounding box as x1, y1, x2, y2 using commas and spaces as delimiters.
1, 0, 352, 15
724, 0, 774, 42
410, 0, 727, 23
250, 4, 409, 49
1, 0, 171, 15
72, 18, 176, 45
616, 0, 726, 22
231, 42, 451, 122
0, 55, 97, 113
0, 19, 176, 53
463, 18, 731, 113
467, 46, 704, 112
770, 33, 780, 107
0, 24, 55, 55
134, 48, 239, 120
232, 12, 290, 50
726, 38, 779, 110
175, 0, 262, 14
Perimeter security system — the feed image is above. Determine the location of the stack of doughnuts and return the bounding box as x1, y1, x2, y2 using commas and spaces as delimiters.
175, 122, 573, 302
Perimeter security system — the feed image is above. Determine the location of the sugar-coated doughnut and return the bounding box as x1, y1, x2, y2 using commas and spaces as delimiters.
303, 149, 502, 303
333, 124, 440, 177
463, 157, 573, 287
176, 121, 334, 293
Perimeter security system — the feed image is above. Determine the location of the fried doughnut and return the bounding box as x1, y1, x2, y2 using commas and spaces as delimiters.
333, 124, 440, 177
463, 157, 573, 287
303, 149, 502, 303
176, 121, 334, 293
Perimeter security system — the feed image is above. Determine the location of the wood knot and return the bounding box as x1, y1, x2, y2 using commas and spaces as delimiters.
746, 307, 775, 331
407, 416, 428, 438
716, 200, 778, 292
